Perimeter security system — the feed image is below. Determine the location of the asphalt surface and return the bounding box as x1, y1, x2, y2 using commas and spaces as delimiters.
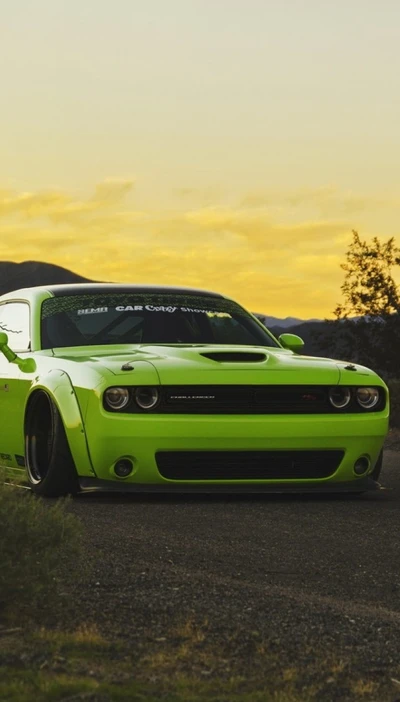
63, 451, 400, 700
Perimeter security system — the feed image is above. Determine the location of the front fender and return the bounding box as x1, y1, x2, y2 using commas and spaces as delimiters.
26, 370, 96, 477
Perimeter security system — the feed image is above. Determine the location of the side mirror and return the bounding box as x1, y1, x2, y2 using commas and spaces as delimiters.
0, 332, 36, 373
0, 332, 16, 362
278, 333, 305, 354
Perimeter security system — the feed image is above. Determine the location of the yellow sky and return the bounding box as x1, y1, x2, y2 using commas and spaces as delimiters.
1, 1, 400, 318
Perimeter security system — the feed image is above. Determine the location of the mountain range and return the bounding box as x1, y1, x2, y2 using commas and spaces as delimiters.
253, 314, 321, 329
0, 260, 328, 355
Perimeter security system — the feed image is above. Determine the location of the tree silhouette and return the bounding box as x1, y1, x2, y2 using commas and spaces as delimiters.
334, 230, 400, 320
315, 231, 400, 378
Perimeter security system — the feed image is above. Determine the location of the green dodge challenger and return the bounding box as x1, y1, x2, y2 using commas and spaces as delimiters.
0, 283, 389, 496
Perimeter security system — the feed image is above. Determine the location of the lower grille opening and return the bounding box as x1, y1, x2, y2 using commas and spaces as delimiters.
156, 450, 344, 480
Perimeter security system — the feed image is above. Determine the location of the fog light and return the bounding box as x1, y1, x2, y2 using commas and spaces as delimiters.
114, 459, 134, 478
353, 456, 370, 475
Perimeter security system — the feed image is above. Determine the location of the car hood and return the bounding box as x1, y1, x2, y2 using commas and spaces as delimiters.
51, 344, 364, 385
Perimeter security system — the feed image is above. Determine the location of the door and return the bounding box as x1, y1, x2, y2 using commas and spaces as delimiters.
0, 301, 31, 468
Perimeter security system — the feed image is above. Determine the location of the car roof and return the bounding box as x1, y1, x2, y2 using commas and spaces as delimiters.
46, 283, 224, 298
0, 283, 225, 300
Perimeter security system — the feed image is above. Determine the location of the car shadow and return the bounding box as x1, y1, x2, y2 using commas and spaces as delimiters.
73, 487, 392, 505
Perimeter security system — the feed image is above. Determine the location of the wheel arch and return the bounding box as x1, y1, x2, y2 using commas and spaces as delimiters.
24, 371, 96, 478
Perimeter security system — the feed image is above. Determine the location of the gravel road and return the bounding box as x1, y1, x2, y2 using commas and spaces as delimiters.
63, 450, 400, 700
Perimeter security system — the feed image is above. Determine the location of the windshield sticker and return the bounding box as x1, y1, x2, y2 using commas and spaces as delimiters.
75, 304, 231, 315
42, 294, 246, 319
115, 305, 177, 313
78, 307, 109, 315
113, 305, 231, 316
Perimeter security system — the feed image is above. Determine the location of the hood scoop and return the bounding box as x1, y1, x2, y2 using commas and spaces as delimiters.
200, 351, 267, 363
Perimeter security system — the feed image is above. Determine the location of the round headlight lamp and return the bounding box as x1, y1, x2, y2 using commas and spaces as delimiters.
329, 387, 351, 409
356, 387, 380, 409
134, 387, 160, 410
104, 387, 130, 410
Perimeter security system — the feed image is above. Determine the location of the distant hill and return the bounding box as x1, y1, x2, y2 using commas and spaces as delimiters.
254, 314, 330, 357
0, 261, 92, 296
254, 314, 321, 329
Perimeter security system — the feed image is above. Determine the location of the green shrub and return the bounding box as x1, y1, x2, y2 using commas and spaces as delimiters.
0, 474, 83, 620
387, 378, 400, 428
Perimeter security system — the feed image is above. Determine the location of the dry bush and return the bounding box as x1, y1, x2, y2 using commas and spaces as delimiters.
387, 378, 400, 428
0, 474, 82, 620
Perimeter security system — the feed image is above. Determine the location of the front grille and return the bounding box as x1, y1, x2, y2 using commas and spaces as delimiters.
162, 385, 331, 414
104, 385, 385, 414
156, 450, 344, 480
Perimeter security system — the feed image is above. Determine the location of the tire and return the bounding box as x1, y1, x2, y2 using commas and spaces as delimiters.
25, 391, 79, 497
370, 450, 383, 482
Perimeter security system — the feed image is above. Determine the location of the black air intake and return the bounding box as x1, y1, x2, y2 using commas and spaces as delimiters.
200, 352, 267, 362
156, 450, 344, 480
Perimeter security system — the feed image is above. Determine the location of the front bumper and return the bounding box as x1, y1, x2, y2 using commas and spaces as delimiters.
77, 400, 389, 490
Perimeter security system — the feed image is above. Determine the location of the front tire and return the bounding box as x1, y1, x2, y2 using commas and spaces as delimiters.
25, 391, 79, 497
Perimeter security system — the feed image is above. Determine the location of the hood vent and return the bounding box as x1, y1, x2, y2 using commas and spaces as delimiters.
200, 352, 267, 363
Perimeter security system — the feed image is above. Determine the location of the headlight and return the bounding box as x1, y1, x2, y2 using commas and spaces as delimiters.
104, 387, 130, 410
134, 387, 160, 410
356, 387, 380, 409
329, 387, 351, 409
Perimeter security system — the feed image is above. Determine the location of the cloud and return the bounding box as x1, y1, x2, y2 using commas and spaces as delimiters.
0, 179, 135, 226
174, 186, 223, 205
0, 191, 68, 219
2, 179, 396, 316
239, 186, 400, 216
92, 178, 135, 203
185, 206, 348, 251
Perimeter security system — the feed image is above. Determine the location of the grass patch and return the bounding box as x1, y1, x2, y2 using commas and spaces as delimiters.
38, 623, 106, 647
0, 471, 83, 623
1, 465, 27, 485
0, 621, 393, 702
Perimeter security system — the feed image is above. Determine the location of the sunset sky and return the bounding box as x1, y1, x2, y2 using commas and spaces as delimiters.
1, 0, 400, 318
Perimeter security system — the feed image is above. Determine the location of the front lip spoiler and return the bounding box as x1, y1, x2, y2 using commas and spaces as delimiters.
77, 476, 380, 494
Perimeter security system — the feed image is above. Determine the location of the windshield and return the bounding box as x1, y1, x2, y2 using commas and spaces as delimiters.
40, 292, 279, 349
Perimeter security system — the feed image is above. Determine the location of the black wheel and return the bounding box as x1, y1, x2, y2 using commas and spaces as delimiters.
371, 450, 383, 481
25, 391, 79, 497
